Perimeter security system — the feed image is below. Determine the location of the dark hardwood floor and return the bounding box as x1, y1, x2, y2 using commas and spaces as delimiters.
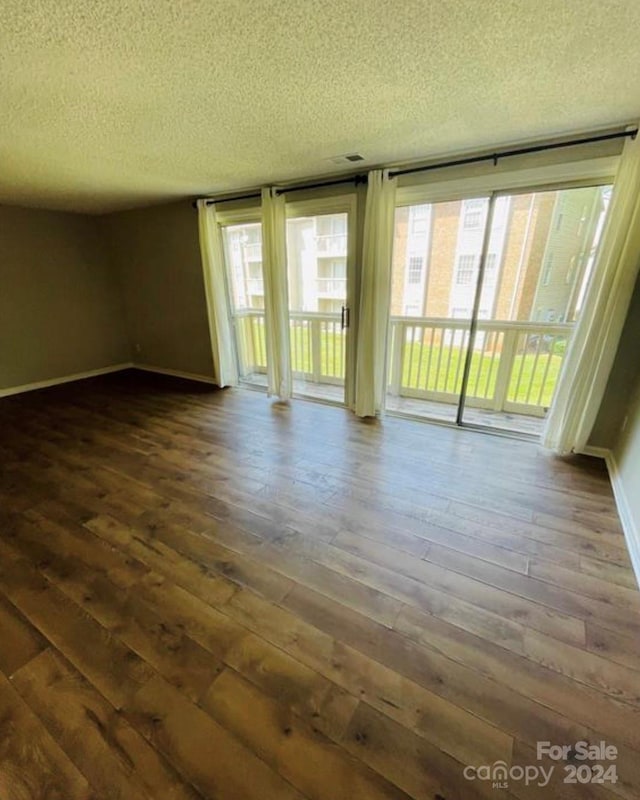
0, 369, 639, 800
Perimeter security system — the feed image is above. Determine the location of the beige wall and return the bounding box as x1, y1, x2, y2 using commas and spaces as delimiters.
594, 274, 640, 542
590, 274, 640, 448
615, 373, 640, 535
102, 201, 214, 378
0, 189, 635, 444
0, 204, 129, 391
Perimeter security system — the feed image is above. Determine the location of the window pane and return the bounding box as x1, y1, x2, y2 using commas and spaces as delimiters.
462, 184, 612, 435
286, 212, 349, 400
407, 256, 424, 284
388, 186, 611, 435
455, 254, 476, 285
391, 198, 490, 320
222, 223, 264, 311
286, 214, 347, 312
222, 222, 267, 386
483, 185, 611, 325
388, 197, 490, 423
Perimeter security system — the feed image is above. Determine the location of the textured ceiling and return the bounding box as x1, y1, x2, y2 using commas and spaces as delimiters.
2, 0, 640, 214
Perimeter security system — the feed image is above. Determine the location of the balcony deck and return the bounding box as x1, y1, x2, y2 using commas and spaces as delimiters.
235, 309, 566, 439
243, 374, 545, 437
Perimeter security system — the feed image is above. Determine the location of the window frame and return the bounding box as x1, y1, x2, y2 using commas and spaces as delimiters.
394, 160, 617, 210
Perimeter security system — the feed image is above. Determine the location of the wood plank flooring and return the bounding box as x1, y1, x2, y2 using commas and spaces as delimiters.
0, 369, 638, 800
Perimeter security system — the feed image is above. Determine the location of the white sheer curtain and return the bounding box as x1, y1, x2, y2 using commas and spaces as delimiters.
354, 169, 397, 417
197, 200, 238, 387
261, 187, 292, 400
543, 130, 640, 454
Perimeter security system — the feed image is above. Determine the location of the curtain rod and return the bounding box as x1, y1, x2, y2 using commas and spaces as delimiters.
387, 128, 638, 179
192, 127, 637, 208
192, 174, 367, 208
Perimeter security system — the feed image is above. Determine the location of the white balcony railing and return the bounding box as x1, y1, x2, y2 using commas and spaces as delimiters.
315, 234, 347, 255
234, 310, 346, 385
242, 242, 262, 261
246, 278, 264, 295
387, 316, 572, 417
316, 277, 347, 296
233, 310, 572, 416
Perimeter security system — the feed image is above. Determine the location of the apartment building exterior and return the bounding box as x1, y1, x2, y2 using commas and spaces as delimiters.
286, 214, 348, 314
391, 186, 607, 325
223, 186, 606, 329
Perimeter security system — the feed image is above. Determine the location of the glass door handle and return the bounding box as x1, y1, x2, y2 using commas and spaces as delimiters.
341, 306, 350, 329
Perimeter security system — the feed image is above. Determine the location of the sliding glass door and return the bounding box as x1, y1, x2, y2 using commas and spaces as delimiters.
222, 221, 268, 387
218, 181, 611, 436
220, 198, 355, 401
387, 183, 612, 436
386, 197, 491, 423
459, 184, 611, 434
285, 202, 354, 404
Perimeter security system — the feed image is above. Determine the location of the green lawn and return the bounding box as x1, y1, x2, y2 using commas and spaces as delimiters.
399, 339, 563, 407
289, 324, 345, 378
246, 320, 564, 408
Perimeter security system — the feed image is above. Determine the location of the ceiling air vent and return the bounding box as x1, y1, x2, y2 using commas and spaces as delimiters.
327, 153, 365, 165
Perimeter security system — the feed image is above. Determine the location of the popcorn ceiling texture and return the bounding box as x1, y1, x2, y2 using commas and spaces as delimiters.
1, 0, 639, 213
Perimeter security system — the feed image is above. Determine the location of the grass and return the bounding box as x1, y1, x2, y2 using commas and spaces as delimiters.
399, 339, 563, 407
245, 320, 564, 408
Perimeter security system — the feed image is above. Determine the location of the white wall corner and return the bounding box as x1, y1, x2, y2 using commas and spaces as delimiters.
605, 449, 640, 590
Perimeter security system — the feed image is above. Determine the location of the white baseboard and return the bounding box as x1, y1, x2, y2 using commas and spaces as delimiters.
578, 445, 609, 458
134, 364, 217, 385
0, 362, 218, 400
0, 362, 133, 398
605, 450, 640, 590
568, 444, 640, 589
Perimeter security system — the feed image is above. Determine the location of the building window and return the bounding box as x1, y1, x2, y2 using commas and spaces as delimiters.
223, 223, 264, 311
314, 214, 348, 256
409, 204, 430, 235
463, 199, 485, 229
315, 215, 347, 237
406, 204, 430, 247
406, 256, 424, 284
542, 255, 553, 286
464, 211, 482, 229
317, 258, 346, 295
318, 298, 343, 314
456, 254, 476, 285
483, 253, 497, 284
578, 206, 589, 237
